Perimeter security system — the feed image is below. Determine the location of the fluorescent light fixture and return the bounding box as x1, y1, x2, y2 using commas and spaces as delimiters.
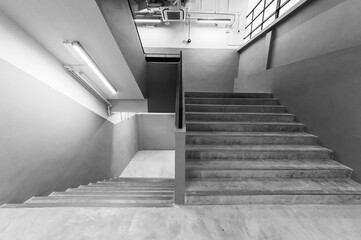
134, 19, 162, 23
197, 18, 231, 24
68, 41, 117, 95
64, 65, 111, 106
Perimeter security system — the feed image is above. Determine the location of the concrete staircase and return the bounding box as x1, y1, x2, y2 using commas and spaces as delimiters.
2, 178, 174, 208
185, 92, 361, 205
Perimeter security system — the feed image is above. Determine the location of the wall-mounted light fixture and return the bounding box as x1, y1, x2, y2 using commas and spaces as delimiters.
197, 18, 231, 24
63, 41, 117, 95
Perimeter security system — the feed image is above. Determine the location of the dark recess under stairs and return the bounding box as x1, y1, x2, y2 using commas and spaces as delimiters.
184, 92, 361, 205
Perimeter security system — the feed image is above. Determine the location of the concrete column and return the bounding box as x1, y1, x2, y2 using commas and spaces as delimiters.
264, 30, 274, 70
175, 127, 186, 205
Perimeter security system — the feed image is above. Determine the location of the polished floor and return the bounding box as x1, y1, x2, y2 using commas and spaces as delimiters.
1, 205, 361, 239
1, 151, 361, 239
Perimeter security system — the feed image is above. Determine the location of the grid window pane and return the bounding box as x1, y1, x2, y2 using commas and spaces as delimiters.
264, 1, 277, 20
263, 15, 275, 28
253, 0, 264, 17
280, 0, 299, 16
252, 14, 263, 30
252, 25, 262, 36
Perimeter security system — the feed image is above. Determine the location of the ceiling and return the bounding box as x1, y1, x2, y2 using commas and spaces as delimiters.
133, 0, 249, 49
0, 0, 144, 100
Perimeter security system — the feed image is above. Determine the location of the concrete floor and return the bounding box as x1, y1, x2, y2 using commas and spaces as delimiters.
120, 150, 175, 178
1, 151, 361, 239
1, 205, 361, 239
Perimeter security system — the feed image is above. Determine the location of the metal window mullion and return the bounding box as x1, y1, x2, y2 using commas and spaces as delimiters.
250, 11, 254, 38
261, 0, 266, 30
275, 0, 281, 19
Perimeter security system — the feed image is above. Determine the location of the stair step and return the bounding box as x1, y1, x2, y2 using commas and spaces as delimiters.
186, 121, 305, 132
66, 188, 173, 194
186, 145, 332, 160
186, 104, 287, 113
186, 178, 361, 205
55, 191, 173, 197
111, 177, 174, 183
185, 98, 279, 105
1, 202, 173, 208
186, 132, 317, 145
185, 92, 273, 98
186, 159, 352, 179
77, 186, 173, 191
91, 182, 174, 187
186, 112, 294, 122
26, 195, 173, 204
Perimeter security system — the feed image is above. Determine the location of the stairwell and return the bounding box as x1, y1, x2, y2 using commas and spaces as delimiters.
184, 92, 361, 205
1, 178, 174, 208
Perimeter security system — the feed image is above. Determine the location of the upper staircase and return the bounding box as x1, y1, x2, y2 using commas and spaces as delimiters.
185, 92, 361, 205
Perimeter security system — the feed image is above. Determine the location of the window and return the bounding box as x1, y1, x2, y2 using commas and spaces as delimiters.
245, 0, 300, 41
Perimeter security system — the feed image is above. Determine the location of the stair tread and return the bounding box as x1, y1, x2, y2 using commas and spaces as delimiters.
185, 92, 272, 97
186, 121, 304, 125
55, 191, 173, 196
186, 178, 361, 194
66, 188, 173, 193
111, 177, 174, 182
186, 132, 315, 137
185, 104, 284, 107
1, 202, 174, 208
29, 195, 173, 201
186, 97, 278, 100
186, 112, 293, 116
186, 144, 331, 152
186, 159, 351, 170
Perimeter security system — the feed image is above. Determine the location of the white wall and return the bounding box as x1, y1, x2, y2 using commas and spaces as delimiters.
0, 58, 140, 204
0, 0, 144, 100
0, 8, 108, 118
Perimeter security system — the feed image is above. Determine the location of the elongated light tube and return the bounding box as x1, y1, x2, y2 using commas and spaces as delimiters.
134, 19, 162, 24
70, 41, 117, 95
197, 18, 231, 24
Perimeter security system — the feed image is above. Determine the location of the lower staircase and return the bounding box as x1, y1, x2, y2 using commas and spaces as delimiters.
2, 178, 174, 208
185, 91, 361, 205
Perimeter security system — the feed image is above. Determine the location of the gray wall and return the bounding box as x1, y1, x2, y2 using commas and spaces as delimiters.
110, 99, 148, 112
145, 48, 239, 92
183, 49, 239, 92
235, 0, 361, 181
96, 0, 147, 97
147, 62, 178, 113
137, 113, 175, 150
0, 59, 138, 204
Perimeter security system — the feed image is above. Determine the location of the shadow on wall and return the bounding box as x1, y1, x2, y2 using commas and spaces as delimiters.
235, 44, 361, 183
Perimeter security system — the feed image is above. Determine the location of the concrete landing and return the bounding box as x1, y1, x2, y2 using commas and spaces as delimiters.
120, 151, 175, 179
1, 205, 361, 239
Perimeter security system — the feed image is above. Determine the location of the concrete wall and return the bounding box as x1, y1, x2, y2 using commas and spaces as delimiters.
145, 48, 239, 92
96, 0, 147, 97
183, 49, 239, 92
0, 59, 139, 204
147, 62, 178, 113
0, 8, 107, 117
110, 99, 148, 113
234, 0, 361, 181
137, 113, 175, 150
